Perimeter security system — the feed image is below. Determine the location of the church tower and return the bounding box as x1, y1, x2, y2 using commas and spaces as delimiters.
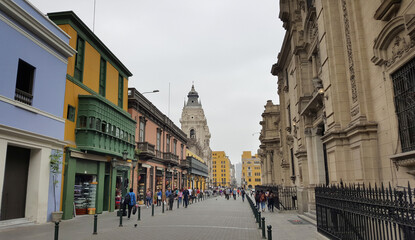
180, 84, 212, 187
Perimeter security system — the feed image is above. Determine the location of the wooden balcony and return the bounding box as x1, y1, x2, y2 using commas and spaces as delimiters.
163, 152, 179, 165
136, 142, 155, 159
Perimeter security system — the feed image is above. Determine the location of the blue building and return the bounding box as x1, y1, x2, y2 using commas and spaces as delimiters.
0, 0, 75, 224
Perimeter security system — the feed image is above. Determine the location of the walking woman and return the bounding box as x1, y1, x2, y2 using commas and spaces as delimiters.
146, 188, 152, 208
178, 188, 183, 206
260, 190, 266, 212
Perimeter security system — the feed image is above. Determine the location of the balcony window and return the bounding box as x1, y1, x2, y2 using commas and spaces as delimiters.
166, 136, 170, 152
15, 59, 35, 105
116, 127, 120, 138
89, 117, 95, 129
112, 125, 116, 136
139, 119, 145, 142
107, 123, 111, 134
79, 116, 87, 128
96, 118, 101, 131
101, 121, 107, 132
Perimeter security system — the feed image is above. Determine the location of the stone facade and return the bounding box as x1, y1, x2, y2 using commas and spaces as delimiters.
271, 0, 415, 214
180, 85, 213, 187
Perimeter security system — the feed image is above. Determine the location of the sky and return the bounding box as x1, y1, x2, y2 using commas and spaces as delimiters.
30, 0, 284, 164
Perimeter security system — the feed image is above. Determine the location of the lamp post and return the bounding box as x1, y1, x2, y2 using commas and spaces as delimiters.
141, 90, 159, 94
191, 176, 194, 189
131, 158, 138, 190
173, 169, 177, 189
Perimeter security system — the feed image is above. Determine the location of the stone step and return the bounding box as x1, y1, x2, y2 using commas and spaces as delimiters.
304, 211, 317, 221
298, 213, 316, 226
0, 218, 35, 230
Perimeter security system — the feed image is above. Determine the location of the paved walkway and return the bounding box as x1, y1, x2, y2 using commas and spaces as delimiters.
0, 195, 327, 240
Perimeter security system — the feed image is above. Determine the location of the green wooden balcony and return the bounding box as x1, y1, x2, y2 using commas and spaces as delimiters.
75, 95, 136, 159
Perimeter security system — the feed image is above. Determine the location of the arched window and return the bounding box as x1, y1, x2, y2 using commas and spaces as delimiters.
190, 129, 195, 138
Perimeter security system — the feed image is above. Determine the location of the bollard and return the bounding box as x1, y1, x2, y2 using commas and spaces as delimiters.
137, 206, 141, 221
152, 203, 154, 216
258, 212, 261, 229
119, 210, 123, 227
255, 208, 259, 223
261, 217, 266, 239
267, 225, 272, 240
93, 214, 98, 235
177, 199, 179, 209
54, 222, 59, 240
162, 201, 164, 213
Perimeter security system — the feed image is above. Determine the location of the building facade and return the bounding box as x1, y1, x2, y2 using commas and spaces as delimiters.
241, 151, 262, 189
212, 151, 231, 187
180, 85, 213, 187
185, 149, 208, 191
258, 100, 285, 186
271, 0, 415, 213
48, 11, 136, 220
128, 88, 187, 204
0, 0, 75, 223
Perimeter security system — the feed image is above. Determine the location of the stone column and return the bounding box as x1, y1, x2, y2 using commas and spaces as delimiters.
305, 128, 315, 185
266, 151, 272, 184
311, 127, 326, 185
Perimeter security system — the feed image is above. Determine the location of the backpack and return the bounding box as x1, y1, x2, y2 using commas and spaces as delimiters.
124, 193, 131, 205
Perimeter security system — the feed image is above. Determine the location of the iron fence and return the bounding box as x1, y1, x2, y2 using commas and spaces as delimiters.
254, 185, 297, 211
315, 182, 415, 240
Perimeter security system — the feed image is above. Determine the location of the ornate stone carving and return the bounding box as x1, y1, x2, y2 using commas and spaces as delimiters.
351, 106, 360, 117
342, 0, 358, 103
385, 36, 415, 67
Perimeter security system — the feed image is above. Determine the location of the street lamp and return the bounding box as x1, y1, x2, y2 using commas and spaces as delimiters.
122, 150, 128, 161
142, 90, 159, 94
131, 158, 138, 189
191, 176, 194, 189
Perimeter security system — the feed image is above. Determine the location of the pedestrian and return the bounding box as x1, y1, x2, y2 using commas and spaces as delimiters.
188, 188, 193, 204
260, 190, 266, 212
157, 189, 162, 206
233, 188, 237, 200
183, 187, 189, 208
178, 188, 183, 206
255, 190, 260, 209
124, 188, 136, 219
241, 188, 245, 202
167, 188, 175, 210
146, 188, 152, 208
268, 191, 275, 212
165, 188, 172, 211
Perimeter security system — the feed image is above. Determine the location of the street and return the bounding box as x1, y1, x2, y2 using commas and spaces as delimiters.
0, 195, 326, 240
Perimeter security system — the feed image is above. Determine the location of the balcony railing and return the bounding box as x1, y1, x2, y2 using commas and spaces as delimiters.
15, 88, 33, 105
163, 152, 179, 163
155, 150, 162, 158
137, 142, 155, 154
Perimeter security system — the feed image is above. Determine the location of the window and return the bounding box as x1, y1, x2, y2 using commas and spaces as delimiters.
99, 57, 106, 96
15, 59, 35, 105
112, 125, 116, 136
116, 128, 120, 138
67, 105, 76, 122
118, 74, 123, 108
139, 117, 145, 142
166, 136, 170, 152
89, 117, 95, 129
79, 116, 87, 128
190, 129, 195, 138
156, 129, 161, 150
107, 123, 111, 134
101, 121, 107, 132
74, 37, 85, 82
95, 118, 101, 130
249, 179, 251, 182
290, 148, 295, 176
392, 58, 415, 152
180, 144, 184, 160
120, 130, 124, 140
173, 139, 177, 155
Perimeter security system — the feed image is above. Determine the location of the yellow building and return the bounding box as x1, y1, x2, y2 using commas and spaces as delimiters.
185, 150, 208, 191
241, 151, 261, 189
48, 11, 135, 220
212, 151, 231, 187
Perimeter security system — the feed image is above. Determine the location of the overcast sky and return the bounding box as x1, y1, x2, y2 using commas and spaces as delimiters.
30, 0, 284, 164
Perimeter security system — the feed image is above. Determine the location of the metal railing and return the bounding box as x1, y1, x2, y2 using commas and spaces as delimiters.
255, 185, 297, 210
315, 182, 415, 240
15, 88, 33, 105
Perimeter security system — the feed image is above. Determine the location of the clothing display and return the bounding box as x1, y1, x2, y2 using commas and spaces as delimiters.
73, 180, 97, 215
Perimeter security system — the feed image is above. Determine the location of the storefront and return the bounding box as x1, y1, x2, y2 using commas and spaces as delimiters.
137, 164, 147, 205
156, 168, 163, 192
62, 150, 132, 220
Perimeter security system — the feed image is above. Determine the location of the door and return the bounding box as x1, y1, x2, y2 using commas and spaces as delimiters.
1, 146, 30, 220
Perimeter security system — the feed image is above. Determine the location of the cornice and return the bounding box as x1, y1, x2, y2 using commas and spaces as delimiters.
0, 0, 76, 58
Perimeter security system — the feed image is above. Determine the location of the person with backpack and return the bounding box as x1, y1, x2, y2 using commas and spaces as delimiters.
124, 188, 136, 219
241, 188, 246, 202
